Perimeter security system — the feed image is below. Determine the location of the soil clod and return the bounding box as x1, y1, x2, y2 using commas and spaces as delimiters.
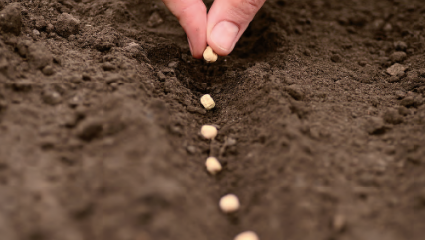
386, 63, 408, 76
0, 3, 22, 35
55, 13, 80, 38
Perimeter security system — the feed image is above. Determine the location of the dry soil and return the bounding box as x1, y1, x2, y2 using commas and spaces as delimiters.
0, 0, 425, 240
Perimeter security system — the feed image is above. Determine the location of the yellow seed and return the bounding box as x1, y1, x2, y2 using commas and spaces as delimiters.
200, 94, 215, 110
234, 231, 259, 240
203, 46, 218, 63
205, 157, 222, 175
201, 125, 217, 139
219, 194, 240, 213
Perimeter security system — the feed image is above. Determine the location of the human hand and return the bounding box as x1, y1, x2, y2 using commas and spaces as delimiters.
161, 0, 266, 59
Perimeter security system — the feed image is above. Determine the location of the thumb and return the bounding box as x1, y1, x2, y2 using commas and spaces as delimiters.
207, 0, 266, 56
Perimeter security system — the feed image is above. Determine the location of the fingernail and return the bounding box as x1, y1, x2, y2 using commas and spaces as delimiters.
187, 37, 193, 56
210, 21, 239, 51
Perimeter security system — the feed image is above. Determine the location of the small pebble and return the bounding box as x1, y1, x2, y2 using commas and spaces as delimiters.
227, 137, 237, 146
68, 34, 76, 41
147, 12, 163, 28
389, 51, 407, 63
386, 63, 408, 76
219, 194, 240, 213
358, 60, 367, 67
395, 90, 406, 99
285, 85, 304, 100
332, 214, 346, 232
102, 62, 115, 71
388, 75, 400, 83
205, 157, 222, 175
203, 46, 218, 63
364, 117, 385, 134
234, 231, 259, 240
201, 125, 217, 139
394, 41, 407, 51
42, 65, 55, 76
186, 146, 198, 154
168, 61, 178, 68
48, 32, 57, 38
157, 71, 166, 82
330, 54, 341, 63
46, 23, 54, 33
383, 108, 403, 124
200, 94, 215, 110
383, 23, 392, 32
41, 90, 62, 105
418, 68, 425, 77
187, 106, 206, 115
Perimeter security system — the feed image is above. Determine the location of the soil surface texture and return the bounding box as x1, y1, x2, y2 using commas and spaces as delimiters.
0, 0, 425, 240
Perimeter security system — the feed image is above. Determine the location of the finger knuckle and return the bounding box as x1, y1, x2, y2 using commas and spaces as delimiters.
238, 0, 264, 16
177, 2, 206, 20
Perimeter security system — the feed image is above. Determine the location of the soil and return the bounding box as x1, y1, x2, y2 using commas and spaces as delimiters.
0, 0, 425, 240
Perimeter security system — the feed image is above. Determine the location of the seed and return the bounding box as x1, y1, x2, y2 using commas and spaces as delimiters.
205, 157, 222, 175
234, 231, 259, 240
201, 125, 217, 139
219, 194, 240, 213
200, 94, 215, 110
203, 46, 218, 63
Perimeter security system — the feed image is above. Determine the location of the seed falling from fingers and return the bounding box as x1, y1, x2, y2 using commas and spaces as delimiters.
219, 194, 240, 213
200, 94, 215, 110
234, 231, 259, 240
203, 46, 218, 63
201, 125, 218, 139
205, 157, 222, 175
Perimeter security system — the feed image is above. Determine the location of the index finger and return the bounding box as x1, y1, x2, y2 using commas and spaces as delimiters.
162, 0, 207, 59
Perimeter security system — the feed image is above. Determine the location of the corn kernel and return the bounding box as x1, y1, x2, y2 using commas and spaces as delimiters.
203, 46, 218, 63
201, 125, 217, 139
200, 94, 215, 110
205, 157, 222, 175
234, 231, 259, 240
219, 194, 240, 213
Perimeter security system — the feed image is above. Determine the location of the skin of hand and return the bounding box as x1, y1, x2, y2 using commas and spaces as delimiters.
161, 0, 266, 59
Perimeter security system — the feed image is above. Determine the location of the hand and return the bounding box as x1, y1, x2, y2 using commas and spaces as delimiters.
162, 0, 266, 59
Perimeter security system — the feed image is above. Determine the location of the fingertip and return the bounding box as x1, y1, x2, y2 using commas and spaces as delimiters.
162, 0, 207, 59
180, 5, 207, 59
188, 37, 207, 59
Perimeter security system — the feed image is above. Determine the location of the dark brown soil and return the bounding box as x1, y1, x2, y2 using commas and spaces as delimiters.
1, 0, 425, 239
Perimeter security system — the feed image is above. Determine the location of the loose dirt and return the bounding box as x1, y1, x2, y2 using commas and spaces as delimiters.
0, 0, 424, 240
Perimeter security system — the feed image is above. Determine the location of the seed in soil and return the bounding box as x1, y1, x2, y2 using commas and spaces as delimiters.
205, 157, 222, 175
234, 231, 259, 240
219, 194, 240, 213
200, 125, 218, 139
200, 94, 215, 110
203, 46, 218, 63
